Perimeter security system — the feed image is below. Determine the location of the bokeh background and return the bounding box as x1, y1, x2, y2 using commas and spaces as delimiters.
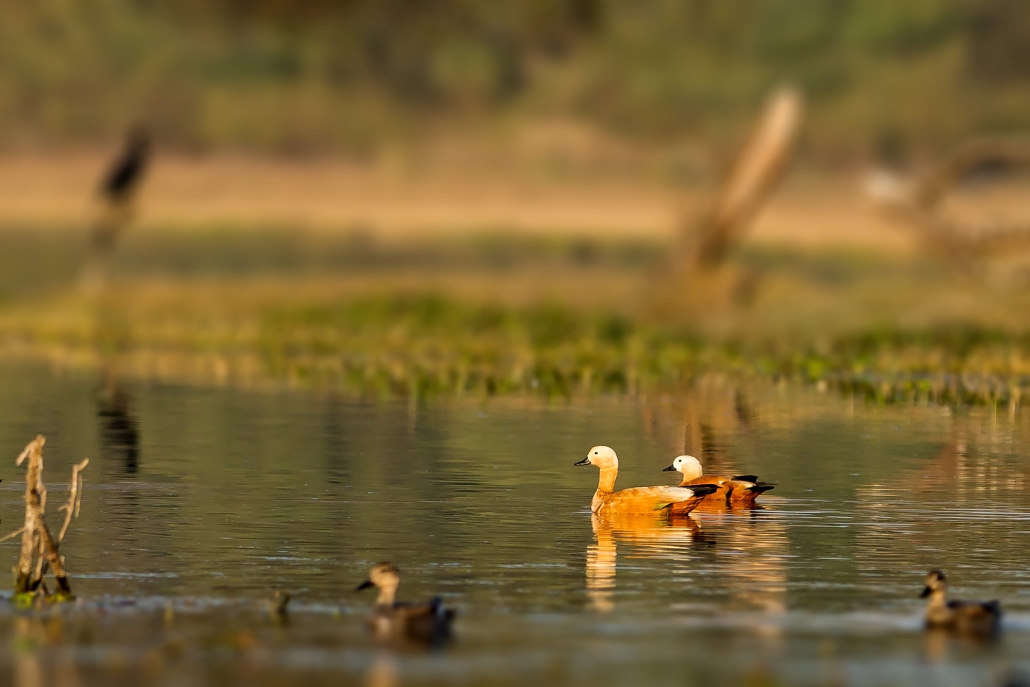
3, 0, 1029, 154
1, 0, 1030, 401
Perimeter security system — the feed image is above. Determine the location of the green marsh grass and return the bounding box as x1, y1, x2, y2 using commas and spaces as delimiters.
0, 227, 1029, 405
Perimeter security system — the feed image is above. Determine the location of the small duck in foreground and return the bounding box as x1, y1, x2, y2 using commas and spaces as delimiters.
922, 570, 1001, 637
663, 455, 774, 504
575, 446, 719, 516
357, 562, 456, 647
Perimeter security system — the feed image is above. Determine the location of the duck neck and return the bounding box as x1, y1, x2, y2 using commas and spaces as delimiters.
592, 467, 618, 512
376, 583, 398, 606
678, 466, 703, 486
926, 589, 947, 611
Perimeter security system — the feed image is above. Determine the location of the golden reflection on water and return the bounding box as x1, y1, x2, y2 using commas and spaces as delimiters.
13, 616, 81, 687
364, 653, 399, 687
586, 512, 709, 613
586, 505, 789, 627
703, 507, 789, 617
12, 616, 42, 687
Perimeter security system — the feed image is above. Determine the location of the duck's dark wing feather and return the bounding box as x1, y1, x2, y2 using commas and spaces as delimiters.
948, 599, 1002, 616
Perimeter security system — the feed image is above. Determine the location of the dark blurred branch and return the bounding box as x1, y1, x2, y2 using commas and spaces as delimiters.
868, 136, 1030, 259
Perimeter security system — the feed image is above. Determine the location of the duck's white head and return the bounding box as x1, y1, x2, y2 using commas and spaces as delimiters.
662, 455, 703, 480
575, 446, 618, 469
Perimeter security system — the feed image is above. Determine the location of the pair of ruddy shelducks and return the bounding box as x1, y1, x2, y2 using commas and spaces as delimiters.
574, 445, 774, 516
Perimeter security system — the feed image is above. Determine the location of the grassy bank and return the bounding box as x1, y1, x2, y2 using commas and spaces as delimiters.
4, 287, 1030, 406
0, 227, 1029, 404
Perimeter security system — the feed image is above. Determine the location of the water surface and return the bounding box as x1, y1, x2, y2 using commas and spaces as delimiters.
0, 366, 1028, 686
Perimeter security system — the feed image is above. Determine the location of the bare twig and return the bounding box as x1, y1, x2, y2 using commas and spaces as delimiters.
58, 459, 90, 542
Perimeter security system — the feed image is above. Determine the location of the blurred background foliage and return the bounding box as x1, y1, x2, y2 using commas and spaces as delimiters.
2, 0, 1029, 157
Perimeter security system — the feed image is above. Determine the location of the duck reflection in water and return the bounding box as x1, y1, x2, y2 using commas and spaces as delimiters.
97, 371, 140, 475
586, 511, 713, 613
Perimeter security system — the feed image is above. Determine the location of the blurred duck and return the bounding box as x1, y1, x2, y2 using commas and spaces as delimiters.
663, 455, 774, 504
575, 446, 719, 516
356, 562, 456, 647
921, 570, 1001, 637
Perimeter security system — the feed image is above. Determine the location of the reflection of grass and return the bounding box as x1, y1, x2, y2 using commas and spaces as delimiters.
1, 228, 1030, 403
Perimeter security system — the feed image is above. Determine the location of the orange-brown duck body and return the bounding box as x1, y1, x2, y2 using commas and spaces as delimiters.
575, 446, 719, 516
356, 562, 456, 648
663, 455, 774, 507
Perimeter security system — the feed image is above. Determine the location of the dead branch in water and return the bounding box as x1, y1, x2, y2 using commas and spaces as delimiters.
6, 435, 89, 599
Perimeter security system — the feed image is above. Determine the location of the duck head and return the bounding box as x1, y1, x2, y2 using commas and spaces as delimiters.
357, 562, 401, 605
921, 569, 947, 598
575, 446, 619, 469
662, 455, 703, 480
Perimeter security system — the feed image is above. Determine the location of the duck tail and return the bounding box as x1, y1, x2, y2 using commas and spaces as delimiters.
746, 482, 775, 495
430, 596, 457, 621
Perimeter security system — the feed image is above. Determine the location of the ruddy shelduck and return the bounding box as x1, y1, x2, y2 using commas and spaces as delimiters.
663, 455, 774, 504
921, 570, 1000, 638
575, 446, 719, 515
356, 562, 456, 647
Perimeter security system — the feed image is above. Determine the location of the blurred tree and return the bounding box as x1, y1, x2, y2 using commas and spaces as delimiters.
0, 0, 1028, 153
965, 0, 1030, 82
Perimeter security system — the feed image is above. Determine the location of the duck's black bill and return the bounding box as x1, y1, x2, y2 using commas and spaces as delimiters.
920, 586, 932, 598
356, 580, 374, 591
574, 457, 591, 466
662, 464, 677, 472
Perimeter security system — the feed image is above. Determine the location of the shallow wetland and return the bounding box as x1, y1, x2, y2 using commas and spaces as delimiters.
0, 364, 1027, 685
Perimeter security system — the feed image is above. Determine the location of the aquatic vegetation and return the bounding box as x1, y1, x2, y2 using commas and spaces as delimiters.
0, 229, 1025, 406
2, 285, 1030, 406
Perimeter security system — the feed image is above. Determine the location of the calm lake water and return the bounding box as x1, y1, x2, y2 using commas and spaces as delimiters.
0, 364, 1028, 686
